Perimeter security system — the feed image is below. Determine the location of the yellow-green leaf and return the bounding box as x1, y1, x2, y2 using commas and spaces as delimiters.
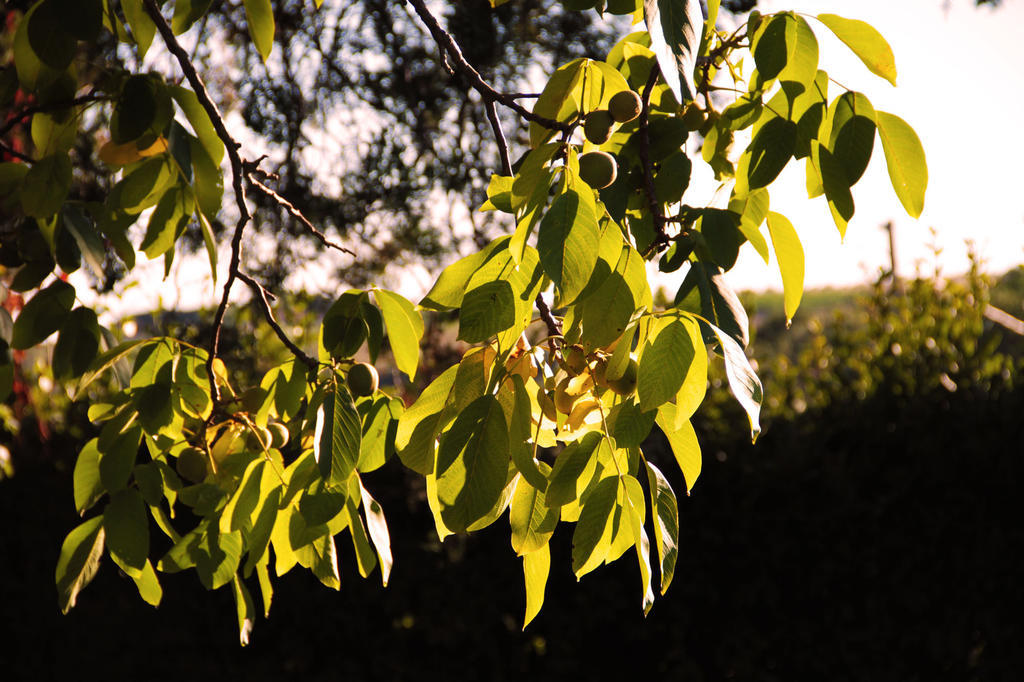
522, 544, 550, 629
243, 0, 275, 62
766, 211, 804, 323
816, 14, 897, 86
56, 515, 105, 614
876, 111, 927, 219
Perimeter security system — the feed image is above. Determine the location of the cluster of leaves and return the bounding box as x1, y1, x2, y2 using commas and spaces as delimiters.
1, 0, 927, 644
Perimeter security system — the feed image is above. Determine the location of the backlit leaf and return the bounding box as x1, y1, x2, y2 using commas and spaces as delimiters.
876, 111, 927, 218
816, 14, 897, 86
56, 515, 105, 614
766, 211, 804, 323
643, 0, 704, 103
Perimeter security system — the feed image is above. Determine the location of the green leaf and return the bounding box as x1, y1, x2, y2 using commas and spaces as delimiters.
121, 0, 156, 57
645, 461, 679, 594
571, 475, 619, 578
579, 244, 651, 350
545, 431, 602, 508
811, 141, 855, 238
61, 206, 107, 280
480, 174, 514, 213
221, 459, 266, 533
294, 533, 340, 590
344, 496, 378, 579
375, 289, 423, 381
114, 156, 174, 214
827, 91, 876, 185
243, 485, 281, 575
232, 575, 255, 646
13, 2, 62, 91
131, 559, 162, 607
621, 474, 655, 613
529, 59, 585, 147
766, 211, 804, 323
189, 135, 223, 220
11, 278, 75, 349
457, 280, 517, 344
26, 0, 76, 71
21, 153, 72, 218
816, 14, 897, 86
170, 85, 225, 165
510, 469, 558, 555
140, 185, 193, 259
727, 188, 770, 264
195, 526, 244, 590
172, 0, 214, 35
357, 395, 401, 473
420, 238, 507, 311
876, 111, 927, 218
706, 322, 763, 441
674, 262, 749, 348
104, 488, 149, 577
55, 515, 105, 614
435, 395, 510, 533
607, 399, 657, 448
243, 0, 275, 62
395, 364, 458, 474
742, 117, 797, 192
53, 307, 101, 380
655, 404, 701, 492
538, 189, 600, 305
643, 0, 704, 103
522, 544, 550, 629
315, 382, 361, 487
638, 317, 696, 413
73, 439, 105, 514
359, 482, 393, 587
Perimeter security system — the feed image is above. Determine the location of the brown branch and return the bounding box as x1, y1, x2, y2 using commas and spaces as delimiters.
637, 67, 668, 258
237, 272, 318, 370
404, 0, 570, 135
534, 292, 562, 346
484, 100, 512, 176
0, 92, 107, 140
246, 173, 356, 257
143, 0, 250, 403
0, 142, 33, 164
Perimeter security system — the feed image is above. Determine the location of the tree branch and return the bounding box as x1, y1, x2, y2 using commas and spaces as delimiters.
534, 292, 562, 346
143, 0, 251, 403
236, 272, 318, 371
404, 0, 571, 135
246, 171, 356, 257
484, 100, 512, 176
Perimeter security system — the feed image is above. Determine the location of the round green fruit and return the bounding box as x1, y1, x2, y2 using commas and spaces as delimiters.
607, 358, 639, 396
583, 110, 615, 145
268, 422, 290, 449
608, 90, 642, 123
176, 446, 209, 484
578, 151, 618, 190
347, 362, 379, 397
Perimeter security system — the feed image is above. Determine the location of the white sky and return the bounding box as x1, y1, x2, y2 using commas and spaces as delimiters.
83, 0, 1024, 321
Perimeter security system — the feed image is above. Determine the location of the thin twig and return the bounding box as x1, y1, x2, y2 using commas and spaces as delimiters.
637, 67, 668, 257
404, 0, 570, 135
484, 100, 512, 176
247, 173, 357, 256
143, 0, 249, 403
0, 142, 33, 164
237, 272, 318, 370
0, 92, 107, 140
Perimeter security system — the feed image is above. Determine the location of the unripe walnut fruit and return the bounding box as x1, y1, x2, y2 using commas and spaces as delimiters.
176, 446, 209, 484
578, 151, 618, 189
583, 110, 615, 145
608, 90, 642, 123
347, 362, 379, 397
